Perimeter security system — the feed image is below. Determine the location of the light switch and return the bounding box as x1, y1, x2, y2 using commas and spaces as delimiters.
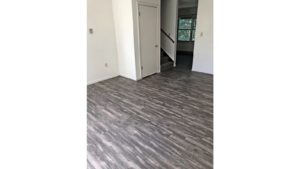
89, 28, 93, 34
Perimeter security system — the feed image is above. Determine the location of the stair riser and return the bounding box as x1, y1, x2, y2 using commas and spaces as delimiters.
161, 58, 169, 64
161, 66, 173, 72
161, 63, 173, 72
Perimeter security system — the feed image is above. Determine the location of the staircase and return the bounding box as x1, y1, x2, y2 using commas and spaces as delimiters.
161, 49, 174, 72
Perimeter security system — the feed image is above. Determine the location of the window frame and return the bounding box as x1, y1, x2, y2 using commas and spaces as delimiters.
177, 16, 197, 42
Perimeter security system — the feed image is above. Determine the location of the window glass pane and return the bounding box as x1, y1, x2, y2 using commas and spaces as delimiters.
178, 30, 191, 41
193, 19, 197, 29
192, 30, 195, 41
179, 19, 192, 29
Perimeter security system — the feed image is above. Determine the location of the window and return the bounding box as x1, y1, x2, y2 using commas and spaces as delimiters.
178, 18, 197, 41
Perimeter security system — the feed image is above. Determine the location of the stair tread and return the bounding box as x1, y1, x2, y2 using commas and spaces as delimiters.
161, 59, 169, 64
161, 61, 173, 66
160, 48, 173, 72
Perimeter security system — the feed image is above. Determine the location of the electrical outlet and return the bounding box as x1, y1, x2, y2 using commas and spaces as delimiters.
89, 28, 93, 34
200, 32, 203, 37
105, 63, 108, 67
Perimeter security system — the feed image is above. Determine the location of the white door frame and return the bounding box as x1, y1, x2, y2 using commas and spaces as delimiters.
136, 1, 160, 79
174, 0, 178, 67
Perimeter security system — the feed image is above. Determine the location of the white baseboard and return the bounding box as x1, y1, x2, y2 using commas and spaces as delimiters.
192, 69, 213, 75
87, 74, 119, 85
192, 68, 213, 75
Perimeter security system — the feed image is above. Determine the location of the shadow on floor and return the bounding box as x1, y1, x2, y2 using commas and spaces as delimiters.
176, 52, 193, 70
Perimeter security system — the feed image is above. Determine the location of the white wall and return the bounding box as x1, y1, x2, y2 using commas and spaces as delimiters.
161, 0, 178, 62
87, 0, 119, 84
88, 0, 162, 82
192, 0, 213, 74
161, 0, 177, 40
112, 0, 137, 80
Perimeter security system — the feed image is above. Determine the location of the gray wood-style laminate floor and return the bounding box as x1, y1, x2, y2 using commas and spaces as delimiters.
87, 69, 213, 169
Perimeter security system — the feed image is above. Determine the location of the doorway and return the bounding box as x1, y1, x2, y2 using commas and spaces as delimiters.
176, 0, 198, 70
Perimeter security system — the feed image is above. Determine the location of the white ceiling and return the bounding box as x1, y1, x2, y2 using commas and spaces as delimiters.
178, 0, 198, 9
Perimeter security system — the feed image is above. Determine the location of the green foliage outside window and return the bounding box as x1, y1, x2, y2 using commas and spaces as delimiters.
178, 18, 197, 41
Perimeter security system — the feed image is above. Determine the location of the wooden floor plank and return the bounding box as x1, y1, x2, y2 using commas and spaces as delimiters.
87, 69, 213, 169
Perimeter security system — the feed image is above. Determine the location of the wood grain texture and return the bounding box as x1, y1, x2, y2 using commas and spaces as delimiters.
87, 69, 213, 169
